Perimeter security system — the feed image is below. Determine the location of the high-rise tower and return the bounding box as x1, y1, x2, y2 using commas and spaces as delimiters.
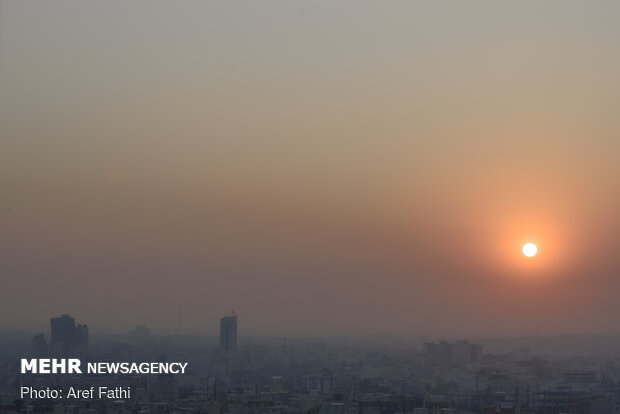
219, 312, 238, 352
50, 314, 88, 358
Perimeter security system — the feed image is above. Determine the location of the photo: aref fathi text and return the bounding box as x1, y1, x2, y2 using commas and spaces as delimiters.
21, 386, 131, 400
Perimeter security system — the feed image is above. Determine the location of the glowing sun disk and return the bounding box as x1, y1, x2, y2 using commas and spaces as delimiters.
522, 242, 537, 257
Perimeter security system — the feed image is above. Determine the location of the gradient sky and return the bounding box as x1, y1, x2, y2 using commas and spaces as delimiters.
2, 1, 620, 336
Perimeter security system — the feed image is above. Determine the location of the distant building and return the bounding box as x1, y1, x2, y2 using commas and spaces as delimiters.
31, 333, 47, 357
423, 340, 483, 365
50, 314, 88, 358
129, 325, 151, 343
198, 377, 218, 400
75, 323, 89, 359
51, 314, 76, 357
301, 374, 334, 395
220, 312, 238, 352
535, 387, 588, 414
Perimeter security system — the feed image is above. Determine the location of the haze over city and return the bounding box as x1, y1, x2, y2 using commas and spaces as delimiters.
2, 1, 620, 336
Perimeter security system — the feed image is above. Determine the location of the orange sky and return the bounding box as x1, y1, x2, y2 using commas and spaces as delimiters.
1, 1, 620, 336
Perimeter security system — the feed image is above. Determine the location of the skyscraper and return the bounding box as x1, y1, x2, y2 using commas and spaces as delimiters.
31, 333, 47, 357
50, 314, 88, 358
75, 323, 89, 359
219, 312, 238, 352
50, 314, 76, 357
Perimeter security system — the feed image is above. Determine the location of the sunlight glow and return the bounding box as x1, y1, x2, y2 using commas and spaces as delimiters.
522, 242, 538, 257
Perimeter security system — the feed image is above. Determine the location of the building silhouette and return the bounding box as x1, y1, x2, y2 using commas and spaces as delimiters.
75, 323, 89, 359
423, 340, 483, 365
219, 312, 238, 352
50, 314, 88, 358
31, 333, 47, 357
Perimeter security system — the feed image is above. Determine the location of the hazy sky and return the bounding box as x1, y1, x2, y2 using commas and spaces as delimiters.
2, 1, 620, 336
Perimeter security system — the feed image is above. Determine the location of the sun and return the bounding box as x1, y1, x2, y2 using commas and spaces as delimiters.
522, 242, 537, 257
